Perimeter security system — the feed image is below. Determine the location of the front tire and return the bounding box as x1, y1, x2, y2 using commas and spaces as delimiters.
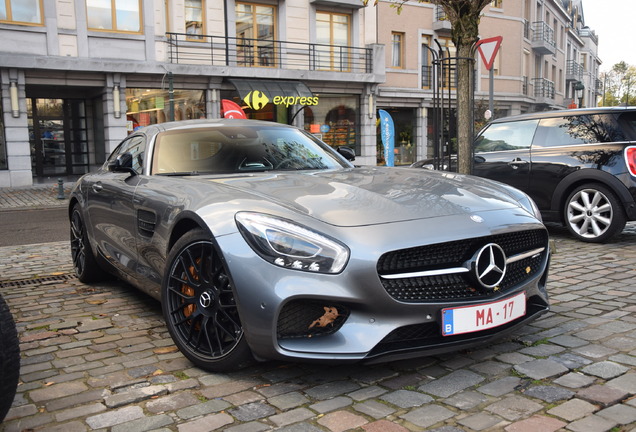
162, 229, 253, 371
564, 184, 626, 243
0, 294, 20, 423
70, 204, 108, 283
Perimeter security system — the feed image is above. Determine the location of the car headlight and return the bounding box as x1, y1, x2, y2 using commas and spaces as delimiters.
235, 212, 350, 274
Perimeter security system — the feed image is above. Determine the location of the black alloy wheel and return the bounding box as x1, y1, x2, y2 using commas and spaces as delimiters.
0, 294, 20, 423
70, 205, 108, 283
162, 229, 252, 371
564, 183, 626, 243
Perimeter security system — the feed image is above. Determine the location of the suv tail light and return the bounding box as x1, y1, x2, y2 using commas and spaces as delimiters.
627, 146, 636, 176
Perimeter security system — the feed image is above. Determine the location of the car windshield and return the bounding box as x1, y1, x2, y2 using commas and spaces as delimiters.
152, 125, 350, 175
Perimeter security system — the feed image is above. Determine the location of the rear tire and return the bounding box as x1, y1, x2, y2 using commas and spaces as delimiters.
564, 184, 626, 243
0, 294, 20, 423
162, 229, 253, 371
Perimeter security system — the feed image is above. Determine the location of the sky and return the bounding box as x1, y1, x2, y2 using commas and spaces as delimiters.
581, 0, 636, 71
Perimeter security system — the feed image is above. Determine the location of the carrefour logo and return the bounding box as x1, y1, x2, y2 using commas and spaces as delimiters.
243, 90, 320, 111
244, 90, 270, 110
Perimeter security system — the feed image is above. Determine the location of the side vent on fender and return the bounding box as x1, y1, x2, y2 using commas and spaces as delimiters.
137, 209, 157, 238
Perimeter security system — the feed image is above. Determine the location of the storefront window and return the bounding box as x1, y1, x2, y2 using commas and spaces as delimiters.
304, 95, 359, 153
126, 89, 206, 132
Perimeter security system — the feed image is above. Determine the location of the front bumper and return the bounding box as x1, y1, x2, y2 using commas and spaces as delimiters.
216, 211, 551, 364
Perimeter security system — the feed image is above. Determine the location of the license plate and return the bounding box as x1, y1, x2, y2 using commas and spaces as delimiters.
442, 291, 526, 336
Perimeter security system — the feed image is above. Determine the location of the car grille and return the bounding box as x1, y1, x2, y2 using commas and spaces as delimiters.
377, 229, 549, 303
277, 300, 349, 339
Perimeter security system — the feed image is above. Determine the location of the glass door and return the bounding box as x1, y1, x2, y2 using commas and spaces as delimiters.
28, 99, 89, 178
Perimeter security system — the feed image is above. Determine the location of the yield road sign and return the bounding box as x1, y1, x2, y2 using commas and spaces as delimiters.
476, 36, 503, 70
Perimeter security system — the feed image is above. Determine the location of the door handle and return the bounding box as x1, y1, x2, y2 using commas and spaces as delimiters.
508, 159, 528, 169
92, 182, 103, 193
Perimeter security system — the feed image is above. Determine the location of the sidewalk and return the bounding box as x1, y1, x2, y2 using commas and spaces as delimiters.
0, 182, 73, 210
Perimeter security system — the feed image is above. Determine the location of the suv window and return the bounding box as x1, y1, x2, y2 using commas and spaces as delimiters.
534, 114, 627, 148
617, 111, 636, 140
475, 119, 538, 153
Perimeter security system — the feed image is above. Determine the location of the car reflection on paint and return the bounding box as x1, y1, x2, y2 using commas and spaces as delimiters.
69, 119, 550, 372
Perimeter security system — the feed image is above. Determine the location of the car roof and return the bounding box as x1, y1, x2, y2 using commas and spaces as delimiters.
489, 106, 636, 124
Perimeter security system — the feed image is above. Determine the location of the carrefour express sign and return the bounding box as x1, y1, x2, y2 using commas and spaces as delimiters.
243, 90, 319, 110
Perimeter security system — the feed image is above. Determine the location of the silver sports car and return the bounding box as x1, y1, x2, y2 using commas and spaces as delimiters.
69, 119, 550, 371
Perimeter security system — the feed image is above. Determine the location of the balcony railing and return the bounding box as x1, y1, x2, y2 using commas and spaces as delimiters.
531, 22, 556, 55
595, 78, 604, 95
433, 6, 452, 31
523, 20, 530, 39
522, 76, 528, 96
566, 60, 583, 81
533, 78, 555, 100
166, 32, 373, 73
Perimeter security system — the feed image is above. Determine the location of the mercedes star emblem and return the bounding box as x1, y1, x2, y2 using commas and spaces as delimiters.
472, 243, 507, 290
199, 291, 213, 308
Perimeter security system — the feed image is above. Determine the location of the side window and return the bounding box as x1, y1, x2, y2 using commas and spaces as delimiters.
475, 120, 538, 153
534, 115, 624, 148
615, 112, 636, 141
106, 135, 145, 172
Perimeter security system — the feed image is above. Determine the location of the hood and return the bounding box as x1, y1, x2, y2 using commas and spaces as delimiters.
202, 167, 527, 227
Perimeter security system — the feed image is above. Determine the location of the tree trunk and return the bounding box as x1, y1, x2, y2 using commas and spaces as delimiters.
456, 43, 473, 175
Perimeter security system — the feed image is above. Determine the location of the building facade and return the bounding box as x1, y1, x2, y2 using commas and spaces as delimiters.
0, 0, 600, 187
377, 0, 602, 165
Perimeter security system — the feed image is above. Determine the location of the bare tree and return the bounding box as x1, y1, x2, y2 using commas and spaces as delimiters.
435, 0, 490, 174
366, 0, 491, 174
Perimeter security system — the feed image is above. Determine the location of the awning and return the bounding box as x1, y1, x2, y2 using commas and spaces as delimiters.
228, 79, 313, 100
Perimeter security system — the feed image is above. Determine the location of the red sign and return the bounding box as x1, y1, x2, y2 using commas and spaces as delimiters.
476, 36, 503, 71
222, 99, 247, 119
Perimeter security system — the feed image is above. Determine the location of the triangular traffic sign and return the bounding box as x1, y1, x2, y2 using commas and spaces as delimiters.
476, 36, 503, 71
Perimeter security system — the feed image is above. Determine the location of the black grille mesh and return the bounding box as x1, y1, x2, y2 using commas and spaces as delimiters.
277, 300, 349, 339
378, 229, 548, 303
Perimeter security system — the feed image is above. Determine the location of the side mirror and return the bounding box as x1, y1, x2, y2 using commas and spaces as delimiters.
108, 152, 136, 175
336, 146, 356, 162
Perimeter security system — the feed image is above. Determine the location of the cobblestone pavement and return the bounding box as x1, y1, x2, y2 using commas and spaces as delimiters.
1, 223, 635, 432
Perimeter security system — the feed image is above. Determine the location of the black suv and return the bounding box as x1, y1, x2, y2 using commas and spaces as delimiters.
414, 107, 636, 242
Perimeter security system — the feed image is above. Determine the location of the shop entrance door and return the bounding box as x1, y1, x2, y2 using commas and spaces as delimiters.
28, 98, 89, 178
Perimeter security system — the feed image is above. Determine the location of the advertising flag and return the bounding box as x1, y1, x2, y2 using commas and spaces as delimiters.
378, 109, 395, 167
222, 99, 247, 119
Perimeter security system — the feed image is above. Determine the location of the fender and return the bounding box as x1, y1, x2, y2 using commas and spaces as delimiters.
550, 168, 636, 220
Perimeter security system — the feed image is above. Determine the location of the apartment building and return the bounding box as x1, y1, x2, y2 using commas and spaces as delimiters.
0, 0, 600, 187
378, 0, 601, 165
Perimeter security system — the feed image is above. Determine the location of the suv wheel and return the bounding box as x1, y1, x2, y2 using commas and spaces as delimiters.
564, 183, 626, 243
